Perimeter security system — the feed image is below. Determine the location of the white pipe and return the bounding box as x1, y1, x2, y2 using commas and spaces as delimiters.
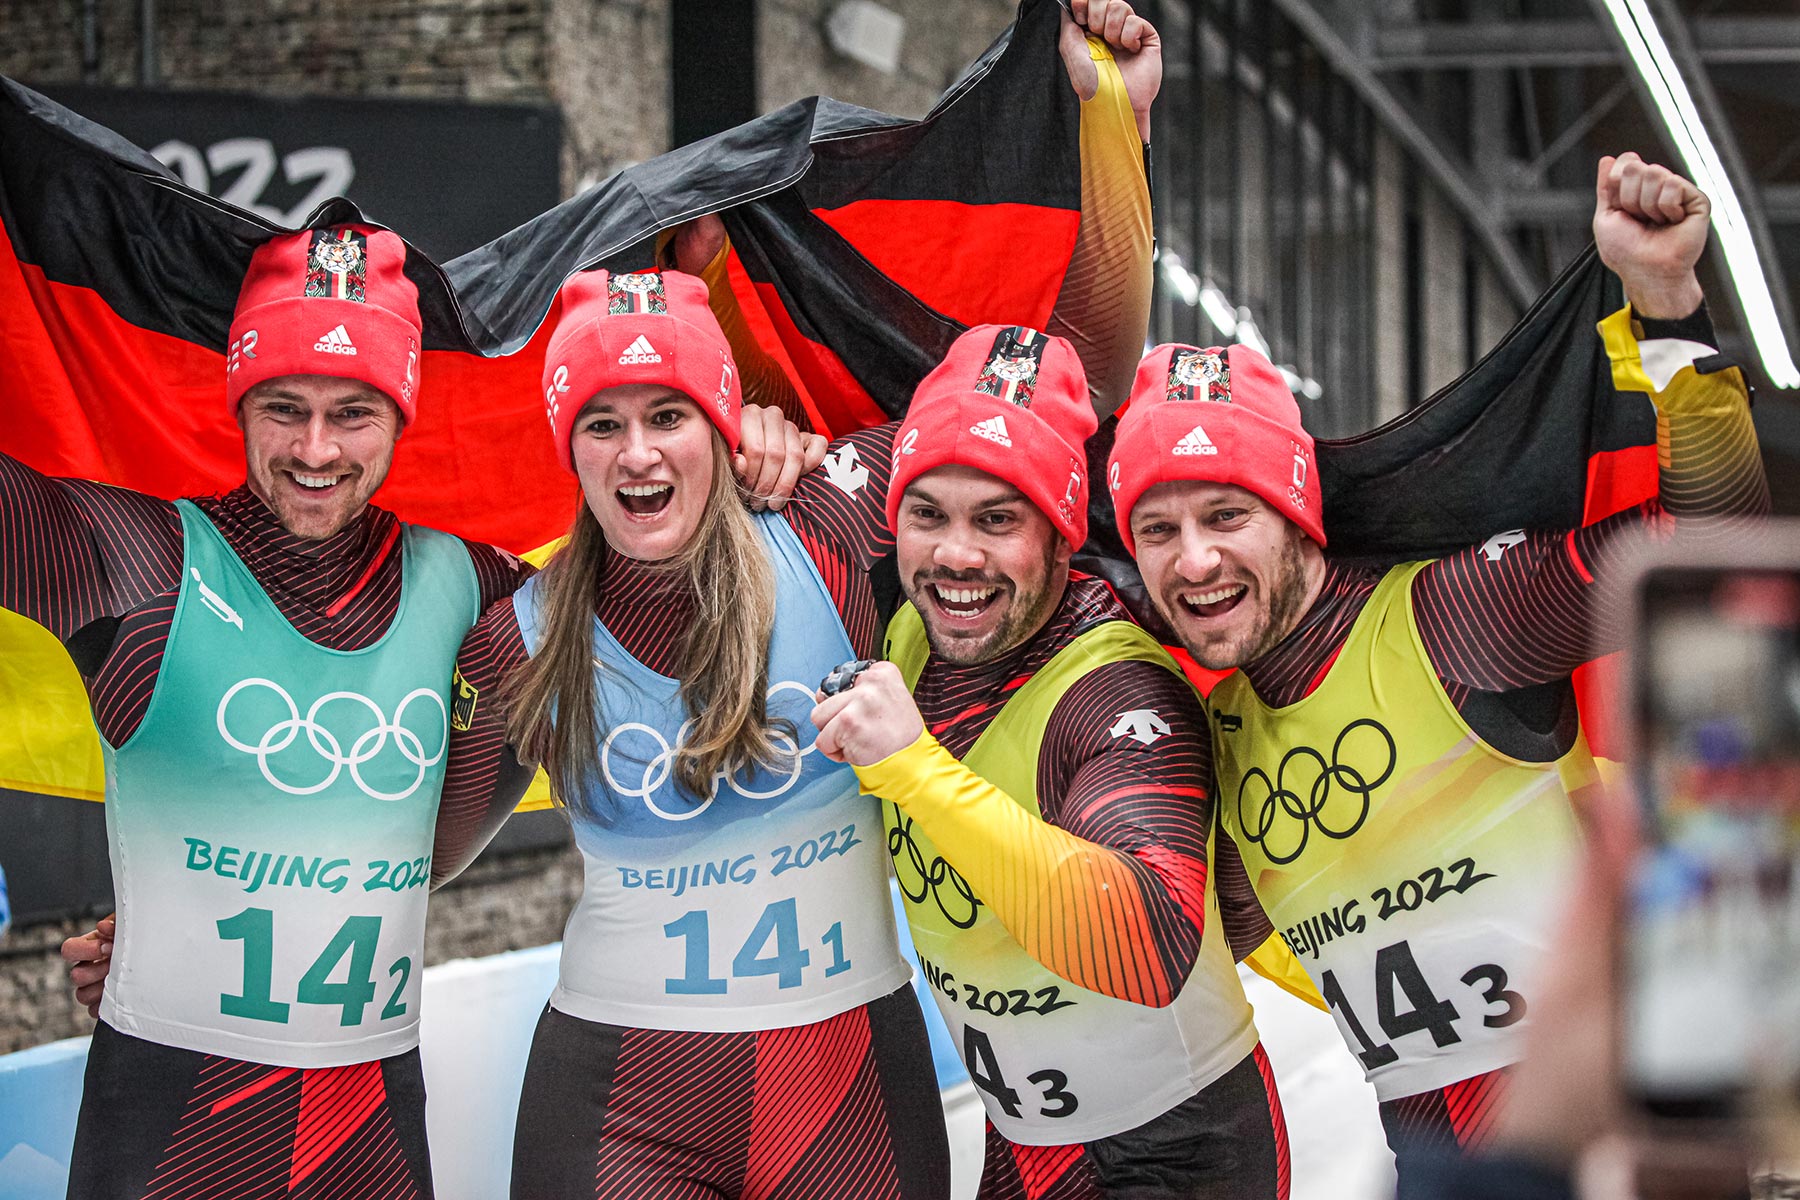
1600, 0, 1799, 387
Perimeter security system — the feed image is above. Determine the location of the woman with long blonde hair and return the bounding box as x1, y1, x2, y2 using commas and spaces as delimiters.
442, 267, 950, 1200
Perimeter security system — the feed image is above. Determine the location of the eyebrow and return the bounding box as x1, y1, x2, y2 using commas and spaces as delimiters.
251, 389, 385, 406
906, 484, 1028, 511
577, 392, 690, 418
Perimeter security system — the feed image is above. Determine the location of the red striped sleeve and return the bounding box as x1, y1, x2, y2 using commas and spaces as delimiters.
432, 594, 536, 887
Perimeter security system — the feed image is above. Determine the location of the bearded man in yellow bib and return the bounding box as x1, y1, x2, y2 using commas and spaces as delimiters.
1104, 151, 1768, 1165
812, 323, 1291, 1200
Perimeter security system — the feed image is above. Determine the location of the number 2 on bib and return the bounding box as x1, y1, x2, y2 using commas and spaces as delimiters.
218, 907, 410, 1026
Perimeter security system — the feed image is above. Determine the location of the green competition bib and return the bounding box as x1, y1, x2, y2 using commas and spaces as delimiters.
99, 501, 478, 1067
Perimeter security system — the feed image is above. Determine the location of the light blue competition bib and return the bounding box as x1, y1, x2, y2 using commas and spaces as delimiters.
517, 514, 910, 1032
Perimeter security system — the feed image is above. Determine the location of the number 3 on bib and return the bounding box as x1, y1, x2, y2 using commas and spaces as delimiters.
1319, 938, 1526, 1071
964, 1023, 1079, 1120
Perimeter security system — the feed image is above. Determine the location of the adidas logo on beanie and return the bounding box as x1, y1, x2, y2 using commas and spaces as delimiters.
887, 325, 1099, 550
227, 227, 422, 421
541, 269, 742, 473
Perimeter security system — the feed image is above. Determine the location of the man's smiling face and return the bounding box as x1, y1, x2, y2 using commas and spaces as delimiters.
1129, 479, 1322, 669
896, 465, 1070, 665
238, 374, 401, 539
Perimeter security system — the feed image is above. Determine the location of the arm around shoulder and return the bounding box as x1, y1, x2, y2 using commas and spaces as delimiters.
431, 593, 539, 888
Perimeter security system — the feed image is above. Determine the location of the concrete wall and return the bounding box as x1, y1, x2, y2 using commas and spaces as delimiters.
0, 0, 666, 196
547, 0, 670, 190
1420, 180, 1471, 397
759, 0, 1017, 119
0, 0, 553, 99
1371, 129, 1410, 424
1364, 130, 1522, 426
0, 0, 1021, 197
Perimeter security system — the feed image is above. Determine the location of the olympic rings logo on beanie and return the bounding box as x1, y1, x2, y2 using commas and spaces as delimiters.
227, 226, 424, 422
887, 325, 1099, 550
541, 269, 742, 473
1108, 342, 1325, 555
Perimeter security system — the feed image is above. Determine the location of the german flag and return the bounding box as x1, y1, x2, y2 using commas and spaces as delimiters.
0, 0, 1118, 805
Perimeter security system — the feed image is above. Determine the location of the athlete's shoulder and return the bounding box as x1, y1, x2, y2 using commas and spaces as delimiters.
792, 422, 899, 510
1047, 655, 1207, 770
1065, 572, 1133, 624
1028, 574, 1141, 663
461, 592, 532, 680
75, 479, 186, 581
1037, 656, 1211, 823
454, 539, 535, 608
1412, 529, 1580, 614
73, 477, 183, 531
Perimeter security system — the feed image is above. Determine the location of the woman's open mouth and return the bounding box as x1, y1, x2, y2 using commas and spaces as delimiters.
617, 483, 673, 517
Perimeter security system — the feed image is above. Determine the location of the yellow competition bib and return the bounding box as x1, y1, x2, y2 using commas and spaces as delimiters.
882, 605, 1259, 1144
1210, 562, 1585, 1100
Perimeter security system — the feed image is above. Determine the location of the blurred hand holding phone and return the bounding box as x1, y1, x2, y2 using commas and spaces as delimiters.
1478, 525, 1800, 1198
1425, 529, 1800, 1200
1620, 532, 1800, 1130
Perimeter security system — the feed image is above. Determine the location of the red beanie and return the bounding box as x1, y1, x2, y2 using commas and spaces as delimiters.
1108, 344, 1325, 554
887, 325, 1098, 550
226, 227, 423, 422
542, 269, 740, 473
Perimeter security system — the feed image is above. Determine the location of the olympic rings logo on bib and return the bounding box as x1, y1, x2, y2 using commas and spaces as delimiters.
887, 811, 982, 928
216, 678, 448, 801
601, 680, 820, 821
1235, 717, 1394, 865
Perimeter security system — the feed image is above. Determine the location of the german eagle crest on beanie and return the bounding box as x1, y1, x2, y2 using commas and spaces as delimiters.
541, 269, 741, 473
227, 226, 423, 421
1108, 342, 1325, 555
887, 325, 1099, 550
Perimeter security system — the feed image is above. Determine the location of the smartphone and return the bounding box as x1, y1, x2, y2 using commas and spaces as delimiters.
1617, 532, 1800, 1122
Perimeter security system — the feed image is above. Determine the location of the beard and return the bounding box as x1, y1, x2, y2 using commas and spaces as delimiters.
908, 537, 1064, 667
1175, 529, 1315, 670
1253, 532, 1315, 660
250, 458, 385, 541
